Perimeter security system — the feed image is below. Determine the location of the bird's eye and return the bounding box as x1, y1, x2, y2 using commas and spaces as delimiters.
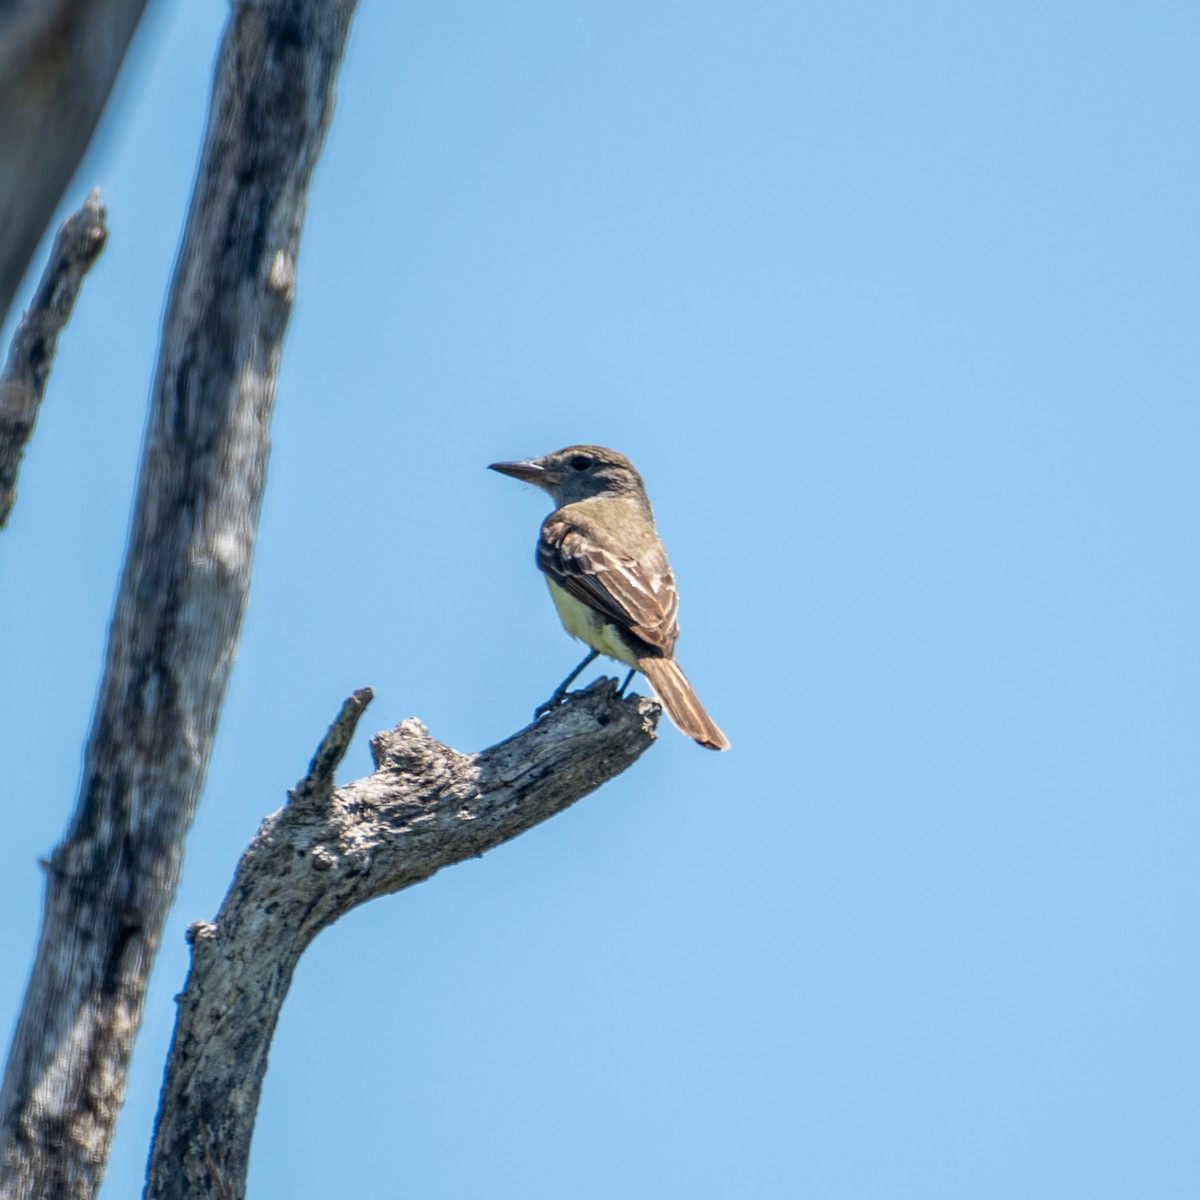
569, 455, 593, 472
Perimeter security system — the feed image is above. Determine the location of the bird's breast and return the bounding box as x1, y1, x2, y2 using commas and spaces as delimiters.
545, 578, 639, 667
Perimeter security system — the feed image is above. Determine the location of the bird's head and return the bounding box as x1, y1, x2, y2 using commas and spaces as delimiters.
489, 445, 646, 506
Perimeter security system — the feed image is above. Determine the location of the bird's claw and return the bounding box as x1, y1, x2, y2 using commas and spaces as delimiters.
533, 693, 568, 720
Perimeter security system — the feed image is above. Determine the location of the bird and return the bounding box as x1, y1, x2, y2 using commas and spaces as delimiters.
489, 445, 729, 750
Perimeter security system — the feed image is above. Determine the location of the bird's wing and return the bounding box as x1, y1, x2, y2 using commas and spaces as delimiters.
538, 513, 679, 655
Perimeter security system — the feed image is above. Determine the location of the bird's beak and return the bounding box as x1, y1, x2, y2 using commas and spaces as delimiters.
488, 458, 547, 485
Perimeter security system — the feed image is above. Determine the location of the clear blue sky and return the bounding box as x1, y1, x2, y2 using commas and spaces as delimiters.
1, 2, 1196, 1196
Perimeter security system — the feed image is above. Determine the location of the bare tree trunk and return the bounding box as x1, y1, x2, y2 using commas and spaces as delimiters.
0, 0, 152, 328
0, 3, 360, 1198
146, 683, 659, 1200
0, 191, 108, 531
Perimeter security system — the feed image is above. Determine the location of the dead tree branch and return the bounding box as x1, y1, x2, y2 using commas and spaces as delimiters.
0, 190, 108, 530
0, 3, 360, 1198
146, 682, 659, 1200
0, 0, 152, 327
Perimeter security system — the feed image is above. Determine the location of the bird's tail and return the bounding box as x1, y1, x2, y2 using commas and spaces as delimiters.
638, 656, 730, 751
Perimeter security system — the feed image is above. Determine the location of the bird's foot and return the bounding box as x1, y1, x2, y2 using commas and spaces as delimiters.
614, 667, 637, 698
533, 690, 569, 720
534, 648, 601, 720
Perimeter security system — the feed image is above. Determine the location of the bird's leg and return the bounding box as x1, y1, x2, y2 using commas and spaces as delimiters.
534, 649, 599, 719
615, 667, 636, 698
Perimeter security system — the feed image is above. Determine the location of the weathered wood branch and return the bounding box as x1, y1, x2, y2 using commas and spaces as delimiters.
0, 0, 151, 327
145, 681, 659, 1200
0, 190, 108, 530
0, 4, 360, 1199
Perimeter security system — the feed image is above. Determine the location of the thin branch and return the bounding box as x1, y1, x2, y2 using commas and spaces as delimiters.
0, 4, 360, 1199
0, 0, 152, 328
299, 686, 376, 800
146, 681, 660, 1200
0, 190, 108, 530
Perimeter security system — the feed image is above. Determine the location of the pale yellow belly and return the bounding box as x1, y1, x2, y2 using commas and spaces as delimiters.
546, 578, 639, 668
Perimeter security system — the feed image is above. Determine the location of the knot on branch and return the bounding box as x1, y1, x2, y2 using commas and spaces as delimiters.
0, 377, 35, 422
369, 718, 447, 773
185, 920, 216, 945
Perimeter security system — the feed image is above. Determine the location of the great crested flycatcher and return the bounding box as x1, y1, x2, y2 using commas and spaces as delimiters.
489, 445, 729, 751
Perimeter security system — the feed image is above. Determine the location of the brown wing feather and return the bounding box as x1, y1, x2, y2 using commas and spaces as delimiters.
538, 514, 679, 655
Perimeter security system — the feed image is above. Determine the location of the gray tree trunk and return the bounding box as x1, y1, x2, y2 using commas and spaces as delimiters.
0, 3, 360, 1198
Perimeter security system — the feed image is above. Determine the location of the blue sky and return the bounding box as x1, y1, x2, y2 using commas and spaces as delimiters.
1, 2, 1196, 1196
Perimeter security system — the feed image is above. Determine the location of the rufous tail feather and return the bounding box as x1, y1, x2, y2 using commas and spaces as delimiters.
638, 657, 730, 751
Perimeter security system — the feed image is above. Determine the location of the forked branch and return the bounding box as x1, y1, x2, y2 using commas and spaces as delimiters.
145, 682, 659, 1200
